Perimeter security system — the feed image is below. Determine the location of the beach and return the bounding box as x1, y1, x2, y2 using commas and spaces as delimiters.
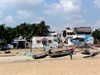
0, 48, 100, 75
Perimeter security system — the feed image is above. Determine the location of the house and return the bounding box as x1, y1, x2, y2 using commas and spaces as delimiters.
61, 27, 75, 46
31, 31, 59, 48
74, 27, 92, 34
31, 36, 58, 48
32, 37, 52, 48
12, 36, 30, 49
49, 31, 58, 42
62, 27, 94, 46
66, 27, 75, 45
73, 27, 94, 45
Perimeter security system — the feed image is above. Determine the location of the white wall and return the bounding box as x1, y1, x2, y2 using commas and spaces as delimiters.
31, 37, 58, 48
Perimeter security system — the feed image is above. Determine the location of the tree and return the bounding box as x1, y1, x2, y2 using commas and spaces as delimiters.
0, 20, 50, 45
62, 30, 66, 38
25, 20, 50, 37
36, 20, 50, 36
92, 29, 100, 44
4, 27, 14, 44
0, 24, 7, 44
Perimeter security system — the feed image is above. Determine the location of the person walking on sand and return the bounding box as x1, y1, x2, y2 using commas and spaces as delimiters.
69, 49, 74, 60
68, 46, 76, 60
69, 52, 73, 60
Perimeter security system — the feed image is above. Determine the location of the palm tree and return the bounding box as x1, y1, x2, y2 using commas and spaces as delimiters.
37, 20, 50, 36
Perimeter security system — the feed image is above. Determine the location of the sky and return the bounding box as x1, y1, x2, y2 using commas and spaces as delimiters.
0, 0, 100, 33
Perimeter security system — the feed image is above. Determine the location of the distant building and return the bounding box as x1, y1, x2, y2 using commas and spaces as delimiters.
61, 27, 75, 46
31, 31, 59, 48
62, 27, 94, 46
66, 27, 75, 38
49, 31, 58, 42
12, 36, 30, 49
74, 27, 92, 34
66, 27, 75, 45
32, 37, 53, 48
73, 27, 94, 45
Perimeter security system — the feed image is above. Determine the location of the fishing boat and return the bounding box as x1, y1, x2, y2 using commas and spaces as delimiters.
81, 49, 91, 55
91, 45, 100, 50
33, 53, 48, 59
83, 51, 100, 58
48, 46, 76, 58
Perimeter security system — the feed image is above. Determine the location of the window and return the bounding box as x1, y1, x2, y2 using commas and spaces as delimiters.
37, 40, 41, 43
53, 35, 57, 37
66, 27, 71, 30
54, 39, 57, 42
49, 40, 52, 43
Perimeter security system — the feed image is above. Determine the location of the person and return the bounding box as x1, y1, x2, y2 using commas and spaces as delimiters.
69, 50, 73, 60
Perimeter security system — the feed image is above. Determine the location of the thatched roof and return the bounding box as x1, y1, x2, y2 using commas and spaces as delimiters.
74, 27, 92, 33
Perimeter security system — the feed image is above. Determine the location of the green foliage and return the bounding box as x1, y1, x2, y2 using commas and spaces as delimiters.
62, 30, 66, 38
92, 29, 100, 44
0, 20, 50, 44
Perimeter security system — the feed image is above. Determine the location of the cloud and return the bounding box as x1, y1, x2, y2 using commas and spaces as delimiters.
0, 0, 44, 10
66, 14, 86, 25
0, 16, 15, 25
0, 11, 3, 18
32, 17, 44, 23
0, 0, 45, 26
17, 10, 33, 19
44, 3, 61, 15
44, 0, 87, 32
94, 0, 100, 8
44, 0, 81, 15
4, 16, 15, 23
60, 0, 81, 12
94, 20, 100, 29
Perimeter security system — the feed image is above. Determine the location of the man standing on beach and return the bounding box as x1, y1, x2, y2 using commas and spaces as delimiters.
69, 52, 73, 60
69, 47, 75, 60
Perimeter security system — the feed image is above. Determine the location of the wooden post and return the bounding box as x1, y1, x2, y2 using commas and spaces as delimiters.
30, 40, 32, 52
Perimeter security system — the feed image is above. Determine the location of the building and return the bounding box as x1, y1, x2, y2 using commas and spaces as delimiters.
61, 27, 75, 46
62, 27, 94, 46
66, 27, 75, 45
31, 31, 59, 48
12, 36, 30, 49
74, 27, 92, 34
32, 37, 52, 48
73, 27, 94, 45
66, 27, 75, 38
49, 31, 58, 42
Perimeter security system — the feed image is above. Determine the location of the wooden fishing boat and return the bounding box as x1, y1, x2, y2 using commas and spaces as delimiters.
48, 46, 76, 58
83, 51, 100, 58
81, 50, 91, 55
91, 45, 100, 50
33, 53, 48, 59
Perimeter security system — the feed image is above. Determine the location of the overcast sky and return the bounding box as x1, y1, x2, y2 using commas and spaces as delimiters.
0, 0, 100, 32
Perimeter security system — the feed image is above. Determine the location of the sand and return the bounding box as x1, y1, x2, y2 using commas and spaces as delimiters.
0, 48, 100, 75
